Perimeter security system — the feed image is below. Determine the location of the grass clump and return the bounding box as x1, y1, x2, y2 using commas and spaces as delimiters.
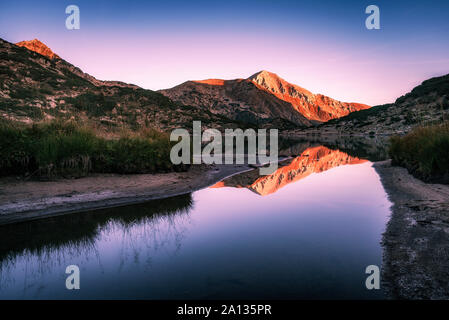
389, 122, 449, 183
93, 129, 177, 174
0, 119, 187, 179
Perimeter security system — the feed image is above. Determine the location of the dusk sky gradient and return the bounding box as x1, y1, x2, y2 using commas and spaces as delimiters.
1, 0, 449, 105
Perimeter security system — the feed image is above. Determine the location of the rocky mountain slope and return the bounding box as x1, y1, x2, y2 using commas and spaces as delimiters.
248, 71, 370, 121
160, 70, 370, 127
0, 38, 251, 132
294, 74, 449, 136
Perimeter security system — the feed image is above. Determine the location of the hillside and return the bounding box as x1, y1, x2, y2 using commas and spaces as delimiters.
295, 74, 449, 136
0, 38, 249, 132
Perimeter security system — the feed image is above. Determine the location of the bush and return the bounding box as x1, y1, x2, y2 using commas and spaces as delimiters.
10, 87, 39, 99
389, 122, 449, 183
0, 120, 33, 175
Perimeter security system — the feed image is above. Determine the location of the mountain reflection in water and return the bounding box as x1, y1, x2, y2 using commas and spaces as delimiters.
0, 142, 390, 299
211, 146, 368, 196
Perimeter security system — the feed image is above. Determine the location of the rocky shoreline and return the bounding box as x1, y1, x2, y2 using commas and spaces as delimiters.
374, 160, 449, 299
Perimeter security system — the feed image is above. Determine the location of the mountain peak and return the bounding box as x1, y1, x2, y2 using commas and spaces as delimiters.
248, 70, 313, 98
246, 70, 370, 121
15, 39, 60, 60
248, 70, 280, 81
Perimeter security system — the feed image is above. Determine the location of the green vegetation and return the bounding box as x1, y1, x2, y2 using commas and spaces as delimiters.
396, 74, 449, 104
9, 87, 39, 99
0, 119, 187, 179
389, 122, 449, 183
65, 92, 117, 116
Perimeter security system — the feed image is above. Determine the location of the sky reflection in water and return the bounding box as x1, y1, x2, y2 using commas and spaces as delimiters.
0, 146, 391, 299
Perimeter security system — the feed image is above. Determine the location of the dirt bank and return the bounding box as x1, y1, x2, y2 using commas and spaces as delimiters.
0, 163, 252, 225
374, 160, 449, 299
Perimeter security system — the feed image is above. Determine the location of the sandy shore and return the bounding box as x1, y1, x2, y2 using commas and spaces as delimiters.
0, 163, 253, 225
374, 160, 449, 299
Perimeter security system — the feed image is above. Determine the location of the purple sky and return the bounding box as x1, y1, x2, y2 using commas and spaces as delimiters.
1, 0, 449, 105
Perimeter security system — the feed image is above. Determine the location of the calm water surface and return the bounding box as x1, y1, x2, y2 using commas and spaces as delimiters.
0, 144, 391, 299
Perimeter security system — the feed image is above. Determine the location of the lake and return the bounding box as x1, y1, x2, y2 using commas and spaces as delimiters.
0, 141, 391, 299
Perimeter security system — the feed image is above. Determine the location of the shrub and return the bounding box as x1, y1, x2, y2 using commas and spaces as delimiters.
389, 122, 449, 183
66, 92, 117, 117
0, 120, 33, 175
10, 87, 39, 99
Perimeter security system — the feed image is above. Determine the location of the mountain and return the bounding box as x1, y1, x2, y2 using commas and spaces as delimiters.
0, 38, 246, 131
298, 74, 449, 135
159, 70, 370, 126
160, 77, 313, 128
211, 146, 366, 196
0, 37, 371, 132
